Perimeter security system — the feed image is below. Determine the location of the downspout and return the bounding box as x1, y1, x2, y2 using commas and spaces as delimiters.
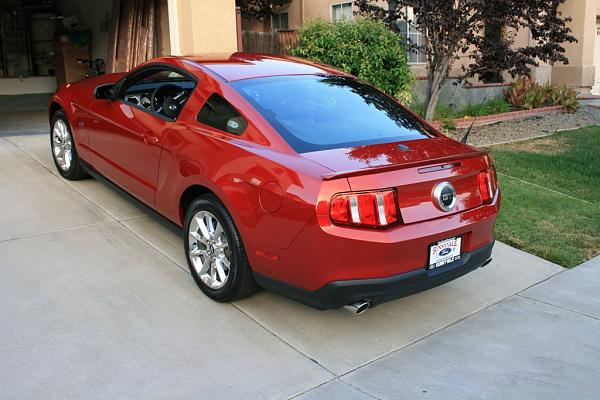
236, 6, 242, 51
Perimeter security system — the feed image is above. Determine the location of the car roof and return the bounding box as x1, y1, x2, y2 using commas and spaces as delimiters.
177, 52, 350, 82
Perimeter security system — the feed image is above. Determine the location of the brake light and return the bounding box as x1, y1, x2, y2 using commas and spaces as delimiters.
478, 167, 498, 203
330, 189, 399, 228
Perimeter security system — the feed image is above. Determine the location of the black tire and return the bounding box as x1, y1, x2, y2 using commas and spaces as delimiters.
50, 110, 89, 180
184, 194, 259, 302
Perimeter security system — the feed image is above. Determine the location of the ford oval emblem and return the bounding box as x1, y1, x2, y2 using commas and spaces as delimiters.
397, 144, 410, 151
433, 181, 457, 212
439, 248, 452, 256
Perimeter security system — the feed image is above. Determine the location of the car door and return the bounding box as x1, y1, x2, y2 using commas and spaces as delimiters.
87, 65, 196, 207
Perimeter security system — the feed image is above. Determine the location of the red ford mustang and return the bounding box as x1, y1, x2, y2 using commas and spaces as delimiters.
49, 53, 500, 313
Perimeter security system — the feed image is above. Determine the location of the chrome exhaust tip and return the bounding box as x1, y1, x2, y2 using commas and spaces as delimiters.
344, 300, 371, 315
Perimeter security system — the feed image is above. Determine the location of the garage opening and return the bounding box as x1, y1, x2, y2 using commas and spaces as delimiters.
0, 0, 171, 112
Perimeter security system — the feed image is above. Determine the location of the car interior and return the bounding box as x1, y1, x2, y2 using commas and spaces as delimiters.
122, 69, 196, 120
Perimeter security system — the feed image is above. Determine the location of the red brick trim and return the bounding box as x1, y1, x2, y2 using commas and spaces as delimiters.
577, 95, 600, 100
430, 105, 565, 130
464, 82, 510, 89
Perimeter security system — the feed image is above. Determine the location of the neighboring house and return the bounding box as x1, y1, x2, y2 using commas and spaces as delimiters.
243, 0, 600, 95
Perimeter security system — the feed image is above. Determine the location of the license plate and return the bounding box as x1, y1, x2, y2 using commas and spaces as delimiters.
428, 236, 462, 270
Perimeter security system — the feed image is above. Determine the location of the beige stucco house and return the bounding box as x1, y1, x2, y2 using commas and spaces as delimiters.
1, 0, 599, 112
245, 0, 600, 95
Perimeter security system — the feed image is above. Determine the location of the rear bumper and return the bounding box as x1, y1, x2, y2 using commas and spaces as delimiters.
254, 241, 494, 310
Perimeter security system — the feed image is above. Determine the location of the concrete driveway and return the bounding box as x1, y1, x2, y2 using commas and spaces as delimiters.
1, 112, 599, 399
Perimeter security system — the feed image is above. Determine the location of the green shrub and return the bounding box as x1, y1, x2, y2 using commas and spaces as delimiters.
439, 118, 457, 132
505, 77, 580, 112
462, 98, 512, 117
410, 98, 513, 123
556, 84, 580, 112
293, 18, 414, 101
504, 77, 534, 109
434, 104, 457, 120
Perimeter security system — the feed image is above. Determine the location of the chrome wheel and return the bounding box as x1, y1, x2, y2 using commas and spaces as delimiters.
188, 210, 231, 289
52, 119, 73, 171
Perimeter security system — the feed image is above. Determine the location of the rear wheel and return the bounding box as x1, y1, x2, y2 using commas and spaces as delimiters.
51, 110, 88, 180
184, 195, 258, 302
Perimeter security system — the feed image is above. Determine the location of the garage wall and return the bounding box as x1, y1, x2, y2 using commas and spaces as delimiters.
175, 0, 238, 55
56, 0, 113, 61
0, 77, 56, 112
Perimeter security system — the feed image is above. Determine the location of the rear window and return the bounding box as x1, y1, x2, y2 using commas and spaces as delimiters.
230, 75, 434, 153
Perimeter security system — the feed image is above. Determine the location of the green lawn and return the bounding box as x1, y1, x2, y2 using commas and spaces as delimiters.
489, 126, 600, 267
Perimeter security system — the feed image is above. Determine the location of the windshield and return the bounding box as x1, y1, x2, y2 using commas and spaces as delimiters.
230, 75, 434, 153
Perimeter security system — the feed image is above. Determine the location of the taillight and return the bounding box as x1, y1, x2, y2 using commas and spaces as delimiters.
330, 189, 400, 228
478, 167, 498, 203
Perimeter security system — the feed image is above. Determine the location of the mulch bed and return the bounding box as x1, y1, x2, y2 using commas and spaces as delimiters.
444, 106, 600, 147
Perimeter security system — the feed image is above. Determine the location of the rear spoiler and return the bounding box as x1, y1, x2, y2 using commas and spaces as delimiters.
320, 151, 485, 181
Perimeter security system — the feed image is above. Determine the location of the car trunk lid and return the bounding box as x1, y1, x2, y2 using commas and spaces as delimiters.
302, 137, 490, 224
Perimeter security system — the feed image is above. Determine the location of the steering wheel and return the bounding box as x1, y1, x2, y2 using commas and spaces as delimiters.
151, 83, 188, 118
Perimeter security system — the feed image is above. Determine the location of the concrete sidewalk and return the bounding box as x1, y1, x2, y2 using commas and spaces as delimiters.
1, 113, 598, 399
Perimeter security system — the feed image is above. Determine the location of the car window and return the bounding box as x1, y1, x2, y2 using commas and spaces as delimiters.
230, 75, 434, 153
197, 93, 248, 135
139, 70, 186, 83
120, 66, 196, 120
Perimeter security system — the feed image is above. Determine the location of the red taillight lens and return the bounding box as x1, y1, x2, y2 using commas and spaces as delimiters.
330, 189, 399, 228
478, 167, 498, 203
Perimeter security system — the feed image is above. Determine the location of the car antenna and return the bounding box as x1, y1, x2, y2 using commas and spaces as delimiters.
460, 97, 487, 144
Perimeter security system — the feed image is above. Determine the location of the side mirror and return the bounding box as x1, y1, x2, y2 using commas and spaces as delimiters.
94, 83, 118, 100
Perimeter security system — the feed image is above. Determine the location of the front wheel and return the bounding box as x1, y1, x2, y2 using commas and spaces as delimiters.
51, 110, 89, 180
184, 195, 259, 302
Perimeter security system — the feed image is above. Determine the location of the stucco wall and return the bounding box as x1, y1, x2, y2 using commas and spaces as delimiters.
412, 79, 505, 109
176, 0, 238, 55
0, 77, 56, 111
303, 0, 355, 22
0, 77, 57, 95
552, 0, 597, 93
273, 0, 303, 30
245, 0, 357, 31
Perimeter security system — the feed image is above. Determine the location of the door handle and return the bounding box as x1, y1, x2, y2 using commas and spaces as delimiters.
143, 133, 159, 145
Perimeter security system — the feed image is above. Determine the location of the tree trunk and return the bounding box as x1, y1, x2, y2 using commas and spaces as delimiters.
387, 0, 399, 31
423, 54, 452, 122
424, 85, 441, 122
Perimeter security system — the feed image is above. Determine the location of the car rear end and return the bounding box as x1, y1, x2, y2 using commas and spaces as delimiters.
256, 138, 499, 310
230, 73, 500, 310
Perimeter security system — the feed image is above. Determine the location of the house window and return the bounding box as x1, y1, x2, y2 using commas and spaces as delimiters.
272, 12, 289, 30
398, 6, 426, 64
332, 2, 352, 22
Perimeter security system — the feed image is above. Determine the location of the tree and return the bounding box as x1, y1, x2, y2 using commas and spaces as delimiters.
236, 0, 292, 20
354, 0, 577, 122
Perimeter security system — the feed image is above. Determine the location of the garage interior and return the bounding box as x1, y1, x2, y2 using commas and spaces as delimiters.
0, 0, 170, 112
